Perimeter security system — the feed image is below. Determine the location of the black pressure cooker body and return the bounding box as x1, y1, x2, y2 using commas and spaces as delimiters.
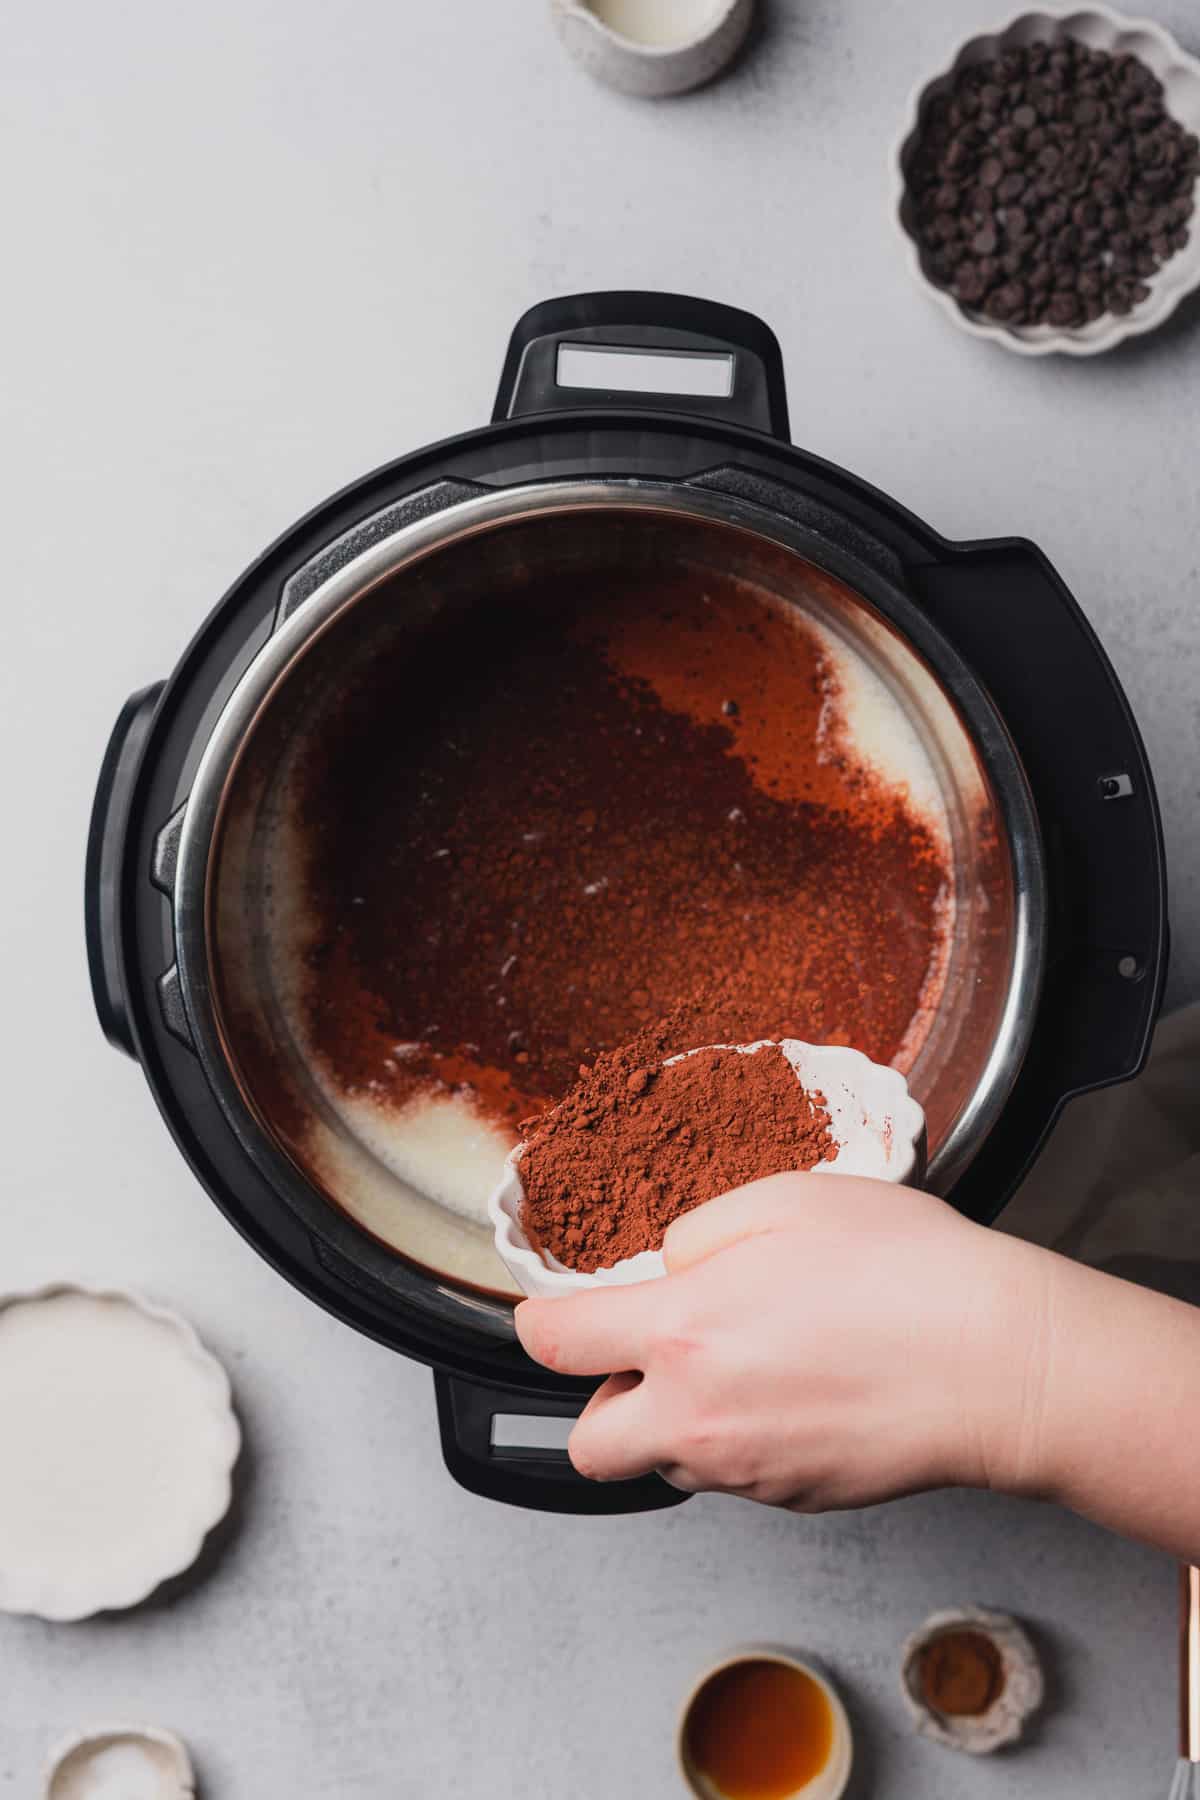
87, 293, 1167, 1512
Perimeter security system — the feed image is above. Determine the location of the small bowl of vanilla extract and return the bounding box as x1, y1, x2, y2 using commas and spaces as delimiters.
678, 1647, 853, 1800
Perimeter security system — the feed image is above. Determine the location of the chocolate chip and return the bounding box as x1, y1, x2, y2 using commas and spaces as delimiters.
980, 156, 1005, 186
954, 264, 988, 304
1012, 103, 1037, 130
1048, 292, 1082, 326
972, 225, 998, 254
986, 280, 1027, 319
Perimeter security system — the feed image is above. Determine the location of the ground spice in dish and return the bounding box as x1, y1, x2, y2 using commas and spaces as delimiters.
917, 1629, 1006, 1717
291, 557, 951, 1139
518, 1031, 834, 1272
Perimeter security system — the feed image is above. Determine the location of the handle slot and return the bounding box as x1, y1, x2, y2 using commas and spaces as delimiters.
490, 1413, 573, 1457
556, 342, 735, 399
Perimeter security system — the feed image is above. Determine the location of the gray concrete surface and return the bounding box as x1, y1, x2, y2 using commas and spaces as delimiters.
2, 0, 1197, 1793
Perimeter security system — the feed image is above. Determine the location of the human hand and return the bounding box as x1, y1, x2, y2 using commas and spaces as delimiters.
515, 1174, 1052, 1510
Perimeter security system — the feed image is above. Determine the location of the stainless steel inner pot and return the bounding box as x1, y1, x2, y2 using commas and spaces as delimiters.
174, 482, 1046, 1332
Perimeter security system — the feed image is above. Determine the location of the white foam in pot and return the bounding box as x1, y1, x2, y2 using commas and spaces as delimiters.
489, 1040, 927, 1298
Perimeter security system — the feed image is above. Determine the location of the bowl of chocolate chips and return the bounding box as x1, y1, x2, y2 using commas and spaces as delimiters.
895, 7, 1200, 353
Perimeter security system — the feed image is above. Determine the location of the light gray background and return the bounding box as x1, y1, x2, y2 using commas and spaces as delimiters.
3, 0, 1197, 1793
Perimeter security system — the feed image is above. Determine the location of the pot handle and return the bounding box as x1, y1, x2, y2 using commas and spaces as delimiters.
85, 684, 165, 1057
908, 541, 1168, 1217
433, 1371, 687, 1514
493, 291, 791, 440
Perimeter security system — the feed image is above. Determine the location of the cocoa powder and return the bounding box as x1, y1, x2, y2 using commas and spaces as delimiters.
518, 1028, 834, 1273
291, 551, 951, 1140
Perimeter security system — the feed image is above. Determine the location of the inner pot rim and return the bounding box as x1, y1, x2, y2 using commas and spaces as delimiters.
173, 479, 1048, 1339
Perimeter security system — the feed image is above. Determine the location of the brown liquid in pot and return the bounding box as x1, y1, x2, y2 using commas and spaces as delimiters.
288, 568, 952, 1135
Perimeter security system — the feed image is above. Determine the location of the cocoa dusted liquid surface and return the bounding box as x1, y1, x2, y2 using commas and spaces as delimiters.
293, 569, 951, 1137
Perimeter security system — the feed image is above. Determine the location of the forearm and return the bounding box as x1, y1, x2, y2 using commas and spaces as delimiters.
995, 1240, 1200, 1561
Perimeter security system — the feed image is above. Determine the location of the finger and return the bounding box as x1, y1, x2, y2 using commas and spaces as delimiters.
568, 1375, 670, 1484
576, 1369, 642, 1425
514, 1285, 657, 1377
662, 1172, 837, 1274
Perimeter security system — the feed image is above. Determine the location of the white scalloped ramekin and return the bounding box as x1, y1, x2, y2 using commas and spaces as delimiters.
893, 6, 1200, 355
0, 1285, 240, 1621
899, 1607, 1044, 1753
489, 1040, 927, 1298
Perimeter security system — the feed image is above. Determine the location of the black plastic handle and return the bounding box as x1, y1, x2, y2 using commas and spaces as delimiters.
493, 291, 791, 440
434, 1371, 687, 1514
908, 540, 1168, 1217
85, 684, 165, 1058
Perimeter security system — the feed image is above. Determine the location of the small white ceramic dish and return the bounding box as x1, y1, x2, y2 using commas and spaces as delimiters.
678, 1646, 853, 1800
899, 1606, 1044, 1753
551, 0, 754, 98
893, 6, 1200, 355
0, 1284, 240, 1621
44, 1726, 194, 1800
489, 1039, 927, 1298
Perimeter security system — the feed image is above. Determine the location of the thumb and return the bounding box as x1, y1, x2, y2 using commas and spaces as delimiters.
661, 1172, 829, 1275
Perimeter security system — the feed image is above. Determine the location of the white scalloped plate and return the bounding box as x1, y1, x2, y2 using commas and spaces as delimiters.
892, 6, 1200, 355
490, 1039, 927, 1297
0, 1285, 240, 1621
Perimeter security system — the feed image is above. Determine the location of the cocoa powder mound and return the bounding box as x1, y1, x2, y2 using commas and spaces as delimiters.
518, 1029, 835, 1273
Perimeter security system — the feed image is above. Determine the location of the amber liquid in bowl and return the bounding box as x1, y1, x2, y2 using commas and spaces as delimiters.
683, 1659, 835, 1800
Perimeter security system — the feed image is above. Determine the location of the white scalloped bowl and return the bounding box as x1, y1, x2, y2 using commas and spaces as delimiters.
0, 1285, 240, 1621
899, 1606, 1044, 1753
489, 1040, 927, 1298
893, 6, 1200, 355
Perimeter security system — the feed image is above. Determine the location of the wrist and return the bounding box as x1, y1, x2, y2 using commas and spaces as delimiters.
950, 1227, 1059, 1499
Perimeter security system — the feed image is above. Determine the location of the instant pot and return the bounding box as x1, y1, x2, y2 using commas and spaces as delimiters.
86, 292, 1167, 1512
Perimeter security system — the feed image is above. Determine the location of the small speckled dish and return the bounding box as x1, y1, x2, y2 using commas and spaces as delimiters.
893, 6, 1200, 354
678, 1647, 853, 1800
900, 1606, 1044, 1753
489, 1039, 927, 1298
45, 1726, 195, 1800
551, 0, 754, 98
0, 1285, 240, 1621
